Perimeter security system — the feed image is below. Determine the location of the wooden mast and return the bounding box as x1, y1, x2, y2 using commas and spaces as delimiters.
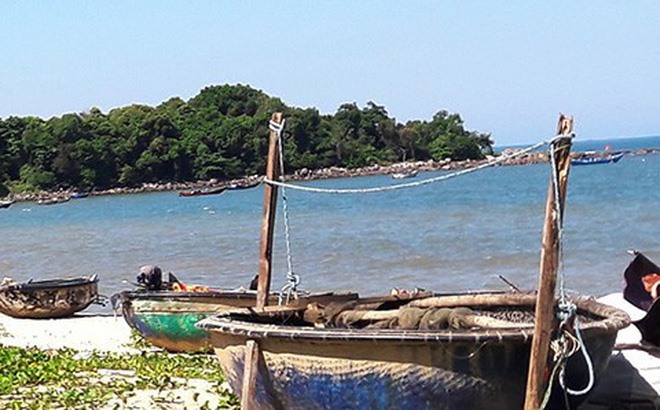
255, 112, 283, 310
241, 112, 283, 409
524, 114, 574, 409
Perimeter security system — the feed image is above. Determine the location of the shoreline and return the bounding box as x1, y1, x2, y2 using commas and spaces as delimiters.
3, 148, 658, 203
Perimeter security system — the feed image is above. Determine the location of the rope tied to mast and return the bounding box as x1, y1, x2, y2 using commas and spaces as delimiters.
541, 132, 595, 407
269, 118, 300, 305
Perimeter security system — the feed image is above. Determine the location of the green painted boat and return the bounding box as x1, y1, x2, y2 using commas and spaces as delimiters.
114, 290, 358, 353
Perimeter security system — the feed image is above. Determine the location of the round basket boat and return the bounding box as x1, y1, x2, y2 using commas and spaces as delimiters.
198, 292, 630, 410
0, 275, 100, 319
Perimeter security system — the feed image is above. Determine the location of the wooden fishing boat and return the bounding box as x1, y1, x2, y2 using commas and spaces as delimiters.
571, 152, 624, 166
0, 200, 14, 209
37, 196, 71, 205
227, 180, 261, 190
199, 113, 631, 408
199, 292, 629, 409
0, 275, 100, 319
391, 170, 418, 179
70, 192, 89, 199
178, 187, 227, 197
113, 289, 359, 353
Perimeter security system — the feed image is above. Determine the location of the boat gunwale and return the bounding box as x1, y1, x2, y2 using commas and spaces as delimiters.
113, 289, 358, 301
0, 276, 98, 292
116, 290, 261, 302
198, 294, 630, 343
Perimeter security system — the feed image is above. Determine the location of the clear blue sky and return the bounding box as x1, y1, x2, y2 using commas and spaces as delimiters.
1, 1, 659, 145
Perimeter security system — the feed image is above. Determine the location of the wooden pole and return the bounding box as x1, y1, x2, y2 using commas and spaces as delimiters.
241, 339, 261, 409
256, 112, 283, 310
524, 114, 573, 409
241, 113, 283, 409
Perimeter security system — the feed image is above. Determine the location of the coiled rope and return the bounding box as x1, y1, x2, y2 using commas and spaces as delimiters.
264, 139, 549, 194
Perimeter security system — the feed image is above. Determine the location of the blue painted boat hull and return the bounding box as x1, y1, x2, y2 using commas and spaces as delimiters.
571, 153, 624, 166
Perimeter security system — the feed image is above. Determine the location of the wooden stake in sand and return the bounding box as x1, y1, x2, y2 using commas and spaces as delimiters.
524, 114, 573, 410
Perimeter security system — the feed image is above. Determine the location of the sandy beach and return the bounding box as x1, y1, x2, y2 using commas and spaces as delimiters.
0, 313, 135, 353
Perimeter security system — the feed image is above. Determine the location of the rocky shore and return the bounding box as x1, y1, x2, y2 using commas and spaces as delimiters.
3, 148, 658, 203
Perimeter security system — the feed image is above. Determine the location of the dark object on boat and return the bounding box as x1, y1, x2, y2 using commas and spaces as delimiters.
636, 298, 660, 347
136, 265, 165, 290
622, 250, 660, 346
623, 251, 660, 311
178, 187, 227, 197
249, 275, 259, 291
199, 292, 629, 410
571, 152, 624, 166
0, 200, 14, 209
0, 275, 101, 319
113, 289, 359, 353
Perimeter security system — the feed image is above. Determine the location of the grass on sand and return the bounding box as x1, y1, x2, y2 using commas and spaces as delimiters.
0, 343, 239, 409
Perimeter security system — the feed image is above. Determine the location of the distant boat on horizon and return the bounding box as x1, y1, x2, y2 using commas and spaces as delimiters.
571, 152, 625, 166
178, 187, 227, 197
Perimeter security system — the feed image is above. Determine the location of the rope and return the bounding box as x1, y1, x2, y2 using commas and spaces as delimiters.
264, 139, 550, 194
559, 317, 596, 396
269, 119, 300, 305
539, 310, 581, 410
549, 135, 572, 305
546, 134, 596, 400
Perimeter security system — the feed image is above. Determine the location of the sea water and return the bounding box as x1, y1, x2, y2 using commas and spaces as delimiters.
1, 136, 660, 313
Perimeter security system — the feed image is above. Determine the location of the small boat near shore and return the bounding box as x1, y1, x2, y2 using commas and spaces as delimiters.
0, 200, 14, 209
178, 187, 227, 197
571, 152, 624, 166
113, 265, 359, 353
391, 170, 418, 179
70, 192, 89, 199
0, 275, 102, 319
37, 196, 71, 205
114, 289, 358, 353
227, 180, 261, 190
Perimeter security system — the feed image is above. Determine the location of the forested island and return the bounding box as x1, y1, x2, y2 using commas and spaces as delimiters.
0, 84, 493, 197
